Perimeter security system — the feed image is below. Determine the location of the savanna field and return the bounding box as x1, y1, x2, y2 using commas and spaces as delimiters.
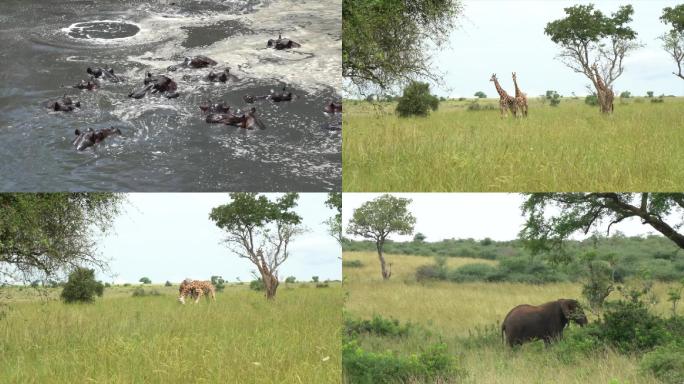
0, 283, 342, 384
342, 98, 684, 192
343, 251, 682, 384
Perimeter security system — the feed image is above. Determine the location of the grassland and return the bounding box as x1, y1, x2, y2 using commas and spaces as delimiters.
343, 251, 679, 384
0, 283, 342, 384
343, 98, 684, 191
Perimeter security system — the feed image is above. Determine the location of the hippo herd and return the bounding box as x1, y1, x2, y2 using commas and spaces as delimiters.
44, 34, 342, 151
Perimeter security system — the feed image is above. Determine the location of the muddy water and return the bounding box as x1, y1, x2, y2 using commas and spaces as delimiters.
0, 0, 341, 191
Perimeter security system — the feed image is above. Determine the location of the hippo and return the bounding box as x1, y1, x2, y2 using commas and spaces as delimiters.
199, 100, 231, 114
46, 95, 81, 112
206, 68, 238, 83
267, 33, 301, 50
73, 78, 98, 90
324, 101, 342, 114
72, 127, 121, 151
205, 107, 264, 130
244, 86, 293, 104
128, 72, 179, 99
167, 55, 218, 71
86, 67, 123, 82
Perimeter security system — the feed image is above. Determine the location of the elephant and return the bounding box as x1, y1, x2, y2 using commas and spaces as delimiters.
501, 299, 588, 347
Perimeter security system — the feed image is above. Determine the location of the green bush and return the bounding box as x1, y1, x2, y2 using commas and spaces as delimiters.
396, 81, 440, 117
60, 268, 104, 304
345, 315, 413, 338
474, 91, 486, 98
415, 256, 448, 282
598, 301, 668, 353
164, 281, 172, 287
585, 94, 599, 106
312, 276, 320, 283
466, 102, 496, 111
211, 275, 226, 292
139, 277, 151, 284
619, 91, 631, 98
343, 260, 364, 268
316, 283, 330, 288
342, 341, 464, 384
448, 263, 498, 282
249, 278, 264, 291
640, 342, 684, 384
131, 287, 161, 297
285, 276, 296, 284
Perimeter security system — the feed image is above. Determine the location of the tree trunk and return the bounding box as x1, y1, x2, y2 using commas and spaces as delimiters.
261, 269, 279, 300
376, 241, 391, 280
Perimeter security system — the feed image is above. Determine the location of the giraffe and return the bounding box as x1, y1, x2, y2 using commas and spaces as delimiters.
511, 72, 528, 117
178, 279, 216, 304
591, 64, 614, 113
490, 74, 519, 118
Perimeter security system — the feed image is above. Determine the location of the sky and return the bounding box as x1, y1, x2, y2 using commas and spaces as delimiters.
343, 193, 671, 243
94, 193, 340, 284
427, 0, 684, 97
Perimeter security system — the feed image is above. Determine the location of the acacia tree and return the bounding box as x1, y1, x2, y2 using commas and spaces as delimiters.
0, 193, 124, 284
343, 0, 462, 93
544, 4, 641, 114
324, 192, 342, 246
660, 5, 684, 80
520, 193, 684, 254
346, 195, 415, 280
209, 193, 304, 300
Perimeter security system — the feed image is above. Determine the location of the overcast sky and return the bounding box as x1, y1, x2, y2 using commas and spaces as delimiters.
343, 193, 669, 243
428, 0, 684, 97
95, 193, 340, 284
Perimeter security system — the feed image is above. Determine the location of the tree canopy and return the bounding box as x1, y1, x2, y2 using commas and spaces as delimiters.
209, 193, 304, 299
0, 193, 124, 283
660, 5, 684, 80
343, 0, 461, 92
347, 194, 415, 279
324, 192, 343, 245
544, 4, 640, 113
520, 193, 684, 254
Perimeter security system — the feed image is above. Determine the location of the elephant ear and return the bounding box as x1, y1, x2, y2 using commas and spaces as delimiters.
559, 299, 574, 320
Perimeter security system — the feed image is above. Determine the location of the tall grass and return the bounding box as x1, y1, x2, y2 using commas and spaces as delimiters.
343, 98, 684, 191
0, 284, 342, 383
344, 252, 677, 383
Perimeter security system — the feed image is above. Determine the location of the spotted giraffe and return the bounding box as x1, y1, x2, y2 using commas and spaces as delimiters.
591, 64, 614, 113
490, 74, 519, 118
511, 72, 528, 117
178, 279, 216, 304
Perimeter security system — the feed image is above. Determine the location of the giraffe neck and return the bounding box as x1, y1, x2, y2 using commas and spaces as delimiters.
513, 78, 522, 97
494, 79, 508, 99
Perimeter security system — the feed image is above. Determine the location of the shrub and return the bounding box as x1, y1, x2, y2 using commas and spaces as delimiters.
598, 300, 668, 353
640, 342, 684, 384
651, 96, 665, 104
448, 263, 498, 282
345, 315, 413, 337
211, 275, 226, 292
132, 287, 161, 297
164, 281, 172, 287
249, 278, 264, 291
285, 276, 296, 284
585, 94, 599, 106
619, 91, 631, 98
343, 260, 364, 268
60, 268, 104, 304
104, 282, 111, 288
545, 90, 561, 106
466, 102, 496, 111
646, 91, 654, 98
139, 277, 151, 284
415, 256, 448, 282
396, 81, 440, 117
312, 276, 320, 283
474, 91, 487, 98
458, 97, 466, 101
123, 283, 131, 287
316, 283, 329, 288
342, 341, 464, 384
